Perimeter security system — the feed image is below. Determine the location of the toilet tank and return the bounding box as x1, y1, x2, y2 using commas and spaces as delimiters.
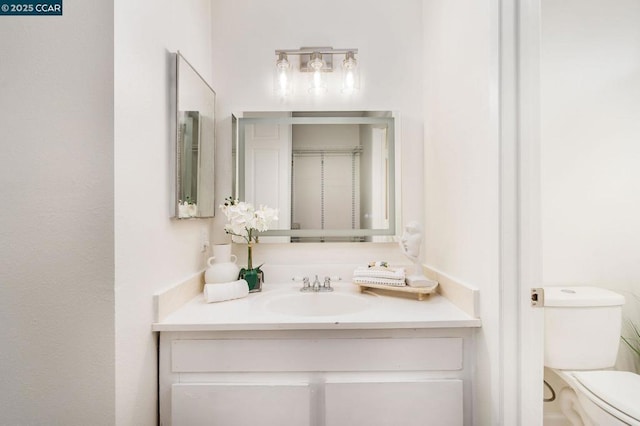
543, 286, 625, 370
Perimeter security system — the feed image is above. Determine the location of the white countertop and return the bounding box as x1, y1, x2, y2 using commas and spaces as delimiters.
152, 282, 481, 332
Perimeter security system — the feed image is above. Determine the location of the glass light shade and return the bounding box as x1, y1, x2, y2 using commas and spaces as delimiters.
274, 53, 292, 96
341, 52, 359, 94
308, 54, 327, 95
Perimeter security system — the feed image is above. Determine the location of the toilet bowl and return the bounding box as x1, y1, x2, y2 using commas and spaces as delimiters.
542, 286, 640, 426
554, 369, 640, 425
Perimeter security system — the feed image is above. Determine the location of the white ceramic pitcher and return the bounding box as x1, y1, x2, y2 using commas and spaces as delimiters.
205, 244, 241, 284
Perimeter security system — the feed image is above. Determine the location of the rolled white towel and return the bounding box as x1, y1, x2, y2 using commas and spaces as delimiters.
204, 279, 249, 303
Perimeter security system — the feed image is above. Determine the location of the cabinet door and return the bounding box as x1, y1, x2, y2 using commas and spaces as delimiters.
325, 380, 463, 426
172, 383, 311, 426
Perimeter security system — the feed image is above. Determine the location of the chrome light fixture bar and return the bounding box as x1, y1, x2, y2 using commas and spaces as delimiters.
274, 47, 359, 96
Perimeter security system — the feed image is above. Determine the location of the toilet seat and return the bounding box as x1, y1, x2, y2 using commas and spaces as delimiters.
569, 370, 640, 425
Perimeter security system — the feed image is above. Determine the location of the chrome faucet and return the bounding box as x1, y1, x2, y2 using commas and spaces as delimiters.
312, 275, 321, 291
297, 275, 335, 292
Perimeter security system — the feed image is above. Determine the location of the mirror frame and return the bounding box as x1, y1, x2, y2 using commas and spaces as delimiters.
233, 112, 396, 239
173, 51, 216, 219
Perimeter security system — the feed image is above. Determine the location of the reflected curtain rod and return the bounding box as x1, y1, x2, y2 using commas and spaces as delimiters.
292, 146, 363, 155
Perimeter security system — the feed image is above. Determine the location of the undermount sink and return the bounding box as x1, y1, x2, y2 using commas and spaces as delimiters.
265, 291, 373, 317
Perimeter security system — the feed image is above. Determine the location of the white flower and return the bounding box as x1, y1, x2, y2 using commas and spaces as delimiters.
251, 205, 279, 232
219, 198, 278, 243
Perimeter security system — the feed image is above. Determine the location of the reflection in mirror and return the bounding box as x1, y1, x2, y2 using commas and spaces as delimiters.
233, 111, 396, 242
174, 51, 216, 219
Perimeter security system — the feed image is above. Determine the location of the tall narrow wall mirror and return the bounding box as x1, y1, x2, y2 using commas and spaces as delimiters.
233, 111, 396, 242
173, 51, 216, 219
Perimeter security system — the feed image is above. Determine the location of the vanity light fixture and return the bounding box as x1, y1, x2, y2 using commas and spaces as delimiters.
274, 47, 359, 96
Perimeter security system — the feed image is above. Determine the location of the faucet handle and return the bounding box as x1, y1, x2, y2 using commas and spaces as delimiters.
321, 276, 335, 292
299, 276, 312, 292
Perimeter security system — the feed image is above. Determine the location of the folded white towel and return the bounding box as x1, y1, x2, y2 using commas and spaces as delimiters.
204, 279, 249, 303
352, 276, 407, 287
353, 266, 406, 280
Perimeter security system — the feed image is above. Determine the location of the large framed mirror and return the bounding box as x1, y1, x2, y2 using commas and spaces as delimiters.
233, 111, 396, 242
173, 51, 216, 219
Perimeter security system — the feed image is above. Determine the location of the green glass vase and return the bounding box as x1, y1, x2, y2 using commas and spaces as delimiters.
239, 243, 263, 292
239, 267, 263, 293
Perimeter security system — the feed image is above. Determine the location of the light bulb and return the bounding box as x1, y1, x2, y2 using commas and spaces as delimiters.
308, 52, 327, 95
309, 69, 327, 95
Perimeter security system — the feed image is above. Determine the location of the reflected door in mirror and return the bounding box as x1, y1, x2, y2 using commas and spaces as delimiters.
244, 118, 291, 242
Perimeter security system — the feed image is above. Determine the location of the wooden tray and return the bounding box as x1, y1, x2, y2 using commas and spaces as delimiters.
354, 282, 438, 301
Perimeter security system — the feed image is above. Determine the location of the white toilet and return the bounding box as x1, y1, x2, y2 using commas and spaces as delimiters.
543, 286, 640, 425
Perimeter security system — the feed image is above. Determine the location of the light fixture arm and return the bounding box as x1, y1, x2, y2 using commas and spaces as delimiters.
275, 47, 358, 56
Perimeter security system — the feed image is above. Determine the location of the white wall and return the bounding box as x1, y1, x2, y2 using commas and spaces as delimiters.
422, 0, 500, 424
210, 0, 424, 244
0, 1, 115, 424
114, 1, 213, 424
540, 0, 640, 372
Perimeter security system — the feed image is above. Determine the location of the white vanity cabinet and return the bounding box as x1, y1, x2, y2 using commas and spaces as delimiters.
171, 382, 311, 425
159, 328, 474, 426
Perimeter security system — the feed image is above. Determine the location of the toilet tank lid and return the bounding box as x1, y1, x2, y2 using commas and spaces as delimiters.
542, 286, 625, 307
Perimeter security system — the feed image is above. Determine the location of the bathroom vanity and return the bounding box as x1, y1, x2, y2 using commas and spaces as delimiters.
153, 281, 480, 426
